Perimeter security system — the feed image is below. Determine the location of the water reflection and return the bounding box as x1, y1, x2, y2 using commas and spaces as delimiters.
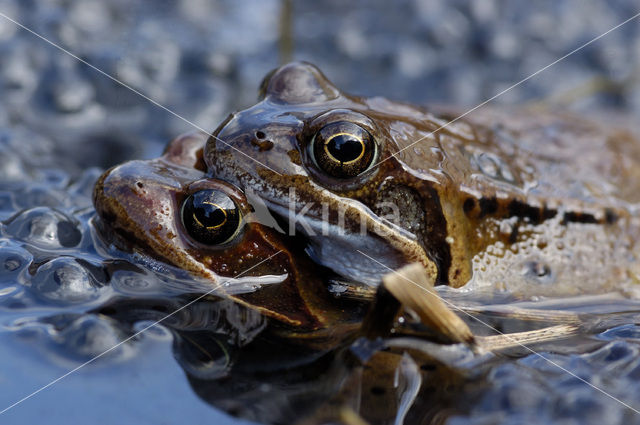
90, 294, 482, 424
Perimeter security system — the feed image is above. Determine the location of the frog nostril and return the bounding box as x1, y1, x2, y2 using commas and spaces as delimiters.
251, 137, 274, 152
255, 131, 266, 139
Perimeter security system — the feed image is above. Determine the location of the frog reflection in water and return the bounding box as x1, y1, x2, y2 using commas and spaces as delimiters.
206, 62, 640, 296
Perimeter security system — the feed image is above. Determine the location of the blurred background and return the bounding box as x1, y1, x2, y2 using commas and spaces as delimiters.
1, 1, 640, 424
0, 0, 639, 175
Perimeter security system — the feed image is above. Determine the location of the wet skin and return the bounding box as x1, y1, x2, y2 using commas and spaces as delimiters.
88, 65, 632, 423
92, 132, 363, 331
91, 133, 473, 423
205, 62, 640, 295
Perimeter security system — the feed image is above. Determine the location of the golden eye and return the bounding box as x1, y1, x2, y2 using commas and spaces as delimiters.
182, 190, 242, 245
311, 122, 375, 178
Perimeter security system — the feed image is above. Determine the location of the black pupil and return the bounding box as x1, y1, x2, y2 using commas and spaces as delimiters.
194, 204, 226, 228
183, 189, 241, 245
326, 135, 363, 163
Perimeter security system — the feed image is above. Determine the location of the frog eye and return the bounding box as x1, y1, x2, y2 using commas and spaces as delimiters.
310, 122, 375, 178
181, 190, 242, 245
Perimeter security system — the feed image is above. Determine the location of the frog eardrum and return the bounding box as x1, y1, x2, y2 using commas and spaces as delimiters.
182, 189, 243, 245
310, 121, 376, 178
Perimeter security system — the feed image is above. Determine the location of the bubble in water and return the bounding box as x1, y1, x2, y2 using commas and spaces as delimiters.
4, 207, 82, 249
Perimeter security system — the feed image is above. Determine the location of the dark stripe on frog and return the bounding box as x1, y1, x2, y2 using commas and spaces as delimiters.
561, 211, 598, 225
508, 199, 556, 224
421, 187, 452, 285
463, 196, 502, 219
478, 197, 498, 218
464, 196, 619, 226
562, 208, 618, 225
464, 196, 557, 224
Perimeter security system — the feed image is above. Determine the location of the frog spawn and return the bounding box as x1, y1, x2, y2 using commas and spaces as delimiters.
0, 201, 127, 361
0, 186, 269, 372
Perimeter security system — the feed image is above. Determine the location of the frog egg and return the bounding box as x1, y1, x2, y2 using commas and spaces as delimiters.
52, 76, 95, 114
1, 46, 38, 103
4, 207, 82, 249
69, 0, 113, 34
0, 243, 32, 283
30, 257, 103, 304
14, 185, 72, 209
0, 152, 28, 183
113, 273, 155, 296
56, 314, 129, 360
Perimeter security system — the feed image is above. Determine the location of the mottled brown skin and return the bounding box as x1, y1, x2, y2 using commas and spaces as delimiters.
93, 132, 361, 331
205, 62, 640, 293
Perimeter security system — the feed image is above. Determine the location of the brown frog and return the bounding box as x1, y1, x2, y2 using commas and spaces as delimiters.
92, 132, 482, 425
92, 131, 363, 332
205, 62, 640, 296
91, 123, 590, 424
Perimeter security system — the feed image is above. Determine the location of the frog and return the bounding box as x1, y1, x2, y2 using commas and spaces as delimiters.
92, 131, 485, 424
204, 62, 640, 296
92, 131, 365, 333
